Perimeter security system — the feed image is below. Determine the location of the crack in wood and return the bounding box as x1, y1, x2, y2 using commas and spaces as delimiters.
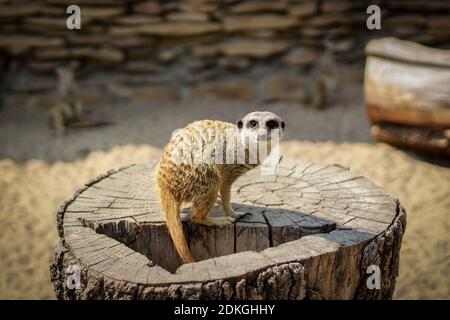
51, 159, 405, 299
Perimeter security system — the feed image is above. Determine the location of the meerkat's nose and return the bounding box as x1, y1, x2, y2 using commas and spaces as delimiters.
257, 129, 269, 141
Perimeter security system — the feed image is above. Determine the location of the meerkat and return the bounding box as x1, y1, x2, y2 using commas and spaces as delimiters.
49, 63, 112, 133
156, 111, 285, 264
49, 63, 82, 134
305, 43, 338, 110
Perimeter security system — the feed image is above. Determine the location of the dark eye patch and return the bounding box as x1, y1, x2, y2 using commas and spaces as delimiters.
248, 119, 258, 128
266, 119, 279, 129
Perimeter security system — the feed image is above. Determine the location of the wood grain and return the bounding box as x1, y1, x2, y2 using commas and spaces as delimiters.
50, 158, 406, 299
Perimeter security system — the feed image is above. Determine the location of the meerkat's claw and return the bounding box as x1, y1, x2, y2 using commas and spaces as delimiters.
224, 216, 236, 222
226, 210, 250, 220
235, 211, 250, 220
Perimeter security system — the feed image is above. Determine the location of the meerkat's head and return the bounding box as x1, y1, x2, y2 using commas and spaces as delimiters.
236, 111, 285, 146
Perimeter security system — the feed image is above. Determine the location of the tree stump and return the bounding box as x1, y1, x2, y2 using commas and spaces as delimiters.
50, 158, 406, 300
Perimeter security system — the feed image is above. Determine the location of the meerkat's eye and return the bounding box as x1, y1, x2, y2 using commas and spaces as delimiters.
249, 120, 258, 127
266, 120, 279, 130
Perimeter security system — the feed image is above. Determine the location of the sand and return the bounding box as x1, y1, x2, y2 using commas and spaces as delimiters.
0, 141, 448, 299
0, 145, 162, 299
280, 141, 450, 300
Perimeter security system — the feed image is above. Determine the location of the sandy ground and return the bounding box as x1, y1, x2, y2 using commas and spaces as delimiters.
0, 141, 448, 300
0, 65, 448, 299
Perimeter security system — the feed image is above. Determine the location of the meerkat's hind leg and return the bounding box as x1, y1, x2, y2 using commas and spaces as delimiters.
191, 190, 233, 227
220, 182, 250, 221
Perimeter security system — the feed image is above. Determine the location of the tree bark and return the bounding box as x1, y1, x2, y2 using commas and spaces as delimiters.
371, 123, 449, 157
50, 158, 406, 300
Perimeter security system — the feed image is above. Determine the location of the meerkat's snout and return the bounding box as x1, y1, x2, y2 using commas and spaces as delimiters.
237, 111, 285, 144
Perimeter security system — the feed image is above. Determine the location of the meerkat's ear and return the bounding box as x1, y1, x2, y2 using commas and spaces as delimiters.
281, 121, 285, 130
237, 119, 243, 129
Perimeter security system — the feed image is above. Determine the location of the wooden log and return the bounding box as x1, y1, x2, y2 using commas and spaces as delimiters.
364, 37, 450, 129
50, 158, 406, 300
371, 123, 450, 157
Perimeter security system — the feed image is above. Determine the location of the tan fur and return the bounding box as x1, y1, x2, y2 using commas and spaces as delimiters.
306, 45, 337, 110
49, 64, 82, 134
156, 112, 284, 264
49, 63, 113, 133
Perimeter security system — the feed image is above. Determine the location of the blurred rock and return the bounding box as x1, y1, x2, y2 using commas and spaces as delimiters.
327, 38, 355, 53
113, 15, 161, 25
300, 26, 353, 39
224, 14, 297, 32
124, 61, 163, 74
391, 26, 423, 37
307, 13, 366, 28
283, 47, 318, 66
191, 81, 254, 101
35, 47, 124, 63
186, 59, 216, 71
321, 0, 363, 13
0, 3, 41, 18
25, 17, 82, 30
46, 0, 121, 4
218, 57, 251, 70
111, 22, 221, 36
167, 12, 209, 22
192, 45, 222, 59
0, 35, 63, 49
27, 61, 61, 74
158, 47, 184, 63
67, 34, 148, 47
175, 1, 219, 13
133, 1, 161, 15
288, 2, 317, 17
81, 6, 124, 19
306, 14, 342, 28
230, 1, 287, 13
326, 26, 352, 37
302, 38, 323, 47
300, 28, 324, 38
387, 1, 450, 12
428, 16, 450, 30
384, 15, 427, 28
248, 30, 278, 38
125, 47, 156, 60
260, 73, 306, 102
220, 39, 289, 58
39, 5, 66, 16
411, 32, 450, 46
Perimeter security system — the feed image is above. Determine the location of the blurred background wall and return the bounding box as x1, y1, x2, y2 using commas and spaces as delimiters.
1, 0, 449, 106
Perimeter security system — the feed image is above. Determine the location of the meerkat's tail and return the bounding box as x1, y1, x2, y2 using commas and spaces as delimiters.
159, 189, 194, 264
